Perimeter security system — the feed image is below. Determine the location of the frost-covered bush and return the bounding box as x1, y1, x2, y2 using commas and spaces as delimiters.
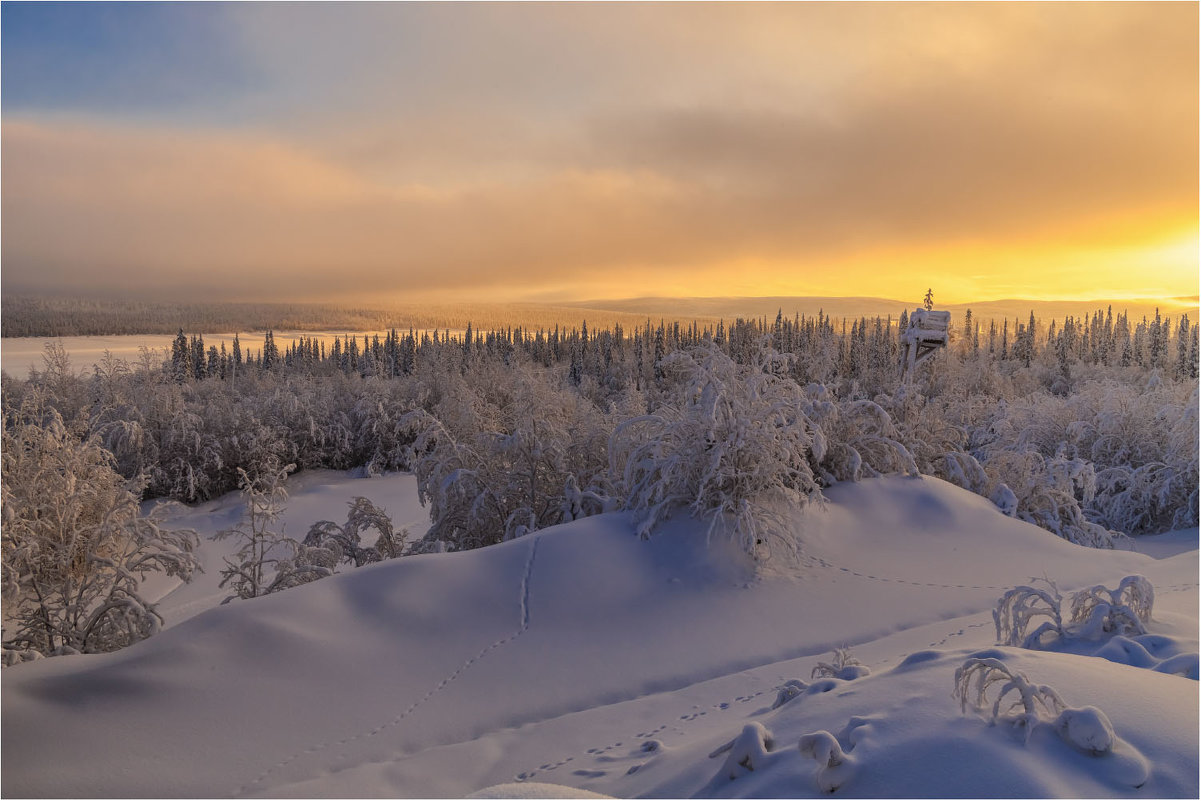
406, 365, 611, 550
215, 461, 331, 602
1093, 461, 1195, 537
953, 655, 1067, 738
770, 678, 810, 710
349, 380, 419, 476
304, 496, 406, 566
811, 647, 871, 680
994, 575, 1154, 648
980, 450, 1120, 548
993, 580, 1065, 649
939, 450, 991, 495
1069, 576, 1154, 639
874, 384, 971, 477
955, 655, 1134, 763
5, 311, 1195, 567
609, 343, 820, 561
797, 730, 855, 793
1, 390, 199, 659
867, 371, 1198, 543
803, 389, 918, 484
708, 722, 776, 780
986, 380, 1198, 537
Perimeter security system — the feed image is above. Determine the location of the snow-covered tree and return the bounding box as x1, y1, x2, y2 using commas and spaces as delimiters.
405, 364, 611, 550
305, 496, 407, 567
214, 461, 330, 602
609, 342, 820, 562
2, 390, 199, 659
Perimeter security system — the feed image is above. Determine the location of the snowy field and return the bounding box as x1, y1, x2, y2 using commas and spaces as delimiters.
3, 470, 1196, 798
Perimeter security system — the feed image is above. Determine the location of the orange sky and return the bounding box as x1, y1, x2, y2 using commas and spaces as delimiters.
2, 3, 1197, 305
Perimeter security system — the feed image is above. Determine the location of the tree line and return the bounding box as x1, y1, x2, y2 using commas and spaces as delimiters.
3, 305, 1197, 659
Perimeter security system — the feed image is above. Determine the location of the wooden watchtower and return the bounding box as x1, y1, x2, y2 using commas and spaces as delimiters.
900, 309, 950, 381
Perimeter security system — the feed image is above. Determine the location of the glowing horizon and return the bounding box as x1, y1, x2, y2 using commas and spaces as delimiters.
2, 4, 1196, 307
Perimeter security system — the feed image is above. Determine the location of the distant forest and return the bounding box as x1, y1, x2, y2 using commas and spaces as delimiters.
0, 295, 701, 338
5, 296, 1200, 653
5, 304, 1196, 554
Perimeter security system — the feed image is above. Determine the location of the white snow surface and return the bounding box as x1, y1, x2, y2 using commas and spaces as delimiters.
3, 472, 1197, 798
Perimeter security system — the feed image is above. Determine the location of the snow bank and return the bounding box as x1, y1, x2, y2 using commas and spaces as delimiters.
3, 474, 1196, 798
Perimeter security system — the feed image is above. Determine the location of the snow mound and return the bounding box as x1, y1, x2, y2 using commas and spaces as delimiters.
3, 473, 1196, 798
467, 782, 614, 799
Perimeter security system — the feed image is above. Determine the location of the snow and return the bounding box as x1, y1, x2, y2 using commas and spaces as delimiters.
3, 472, 1197, 798
1128, 528, 1199, 560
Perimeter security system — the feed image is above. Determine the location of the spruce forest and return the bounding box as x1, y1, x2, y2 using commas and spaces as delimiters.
4, 305, 1197, 662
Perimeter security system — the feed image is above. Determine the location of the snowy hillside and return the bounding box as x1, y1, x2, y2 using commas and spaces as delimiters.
3, 472, 1197, 798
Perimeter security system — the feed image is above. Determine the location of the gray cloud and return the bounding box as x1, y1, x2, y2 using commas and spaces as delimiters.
2, 3, 1195, 303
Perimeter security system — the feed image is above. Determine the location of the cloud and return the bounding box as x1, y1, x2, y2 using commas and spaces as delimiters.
2, 3, 1195, 303
2, 119, 710, 300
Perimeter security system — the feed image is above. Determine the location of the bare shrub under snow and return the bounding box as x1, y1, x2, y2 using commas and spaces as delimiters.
770, 678, 809, 710
708, 722, 777, 780
1054, 706, 1117, 755
1069, 575, 1154, 639
305, 497, 407, 567
954, 654, 1145, 776
953, 656, 1068, 738
993, 580, 1065, 649
811, 647, 871, 680
609, 343, 820, 562
215, 462, 333, 602
797, 730, 855, 792
994, 575, 1155, 647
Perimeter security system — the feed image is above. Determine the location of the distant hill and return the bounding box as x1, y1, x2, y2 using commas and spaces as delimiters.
4, 293, 1196, 338
567, 295, 1200, 325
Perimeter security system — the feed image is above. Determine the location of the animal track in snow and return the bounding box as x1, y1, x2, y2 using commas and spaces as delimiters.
231, 537, 542, 797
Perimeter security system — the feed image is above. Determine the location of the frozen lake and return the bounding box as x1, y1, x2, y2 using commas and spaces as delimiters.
0, 330, 463, 378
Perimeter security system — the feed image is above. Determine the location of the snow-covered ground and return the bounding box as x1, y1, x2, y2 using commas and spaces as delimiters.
3, 472, 1197, 798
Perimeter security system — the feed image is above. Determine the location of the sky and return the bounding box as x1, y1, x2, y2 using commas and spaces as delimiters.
2, 2, 1197, 306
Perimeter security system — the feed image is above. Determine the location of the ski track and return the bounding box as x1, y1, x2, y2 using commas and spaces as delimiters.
229, 536, 542, 798
232, 537, 1196, 797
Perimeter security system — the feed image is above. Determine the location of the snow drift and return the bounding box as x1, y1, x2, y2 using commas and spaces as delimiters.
3, 472, 1196, 798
